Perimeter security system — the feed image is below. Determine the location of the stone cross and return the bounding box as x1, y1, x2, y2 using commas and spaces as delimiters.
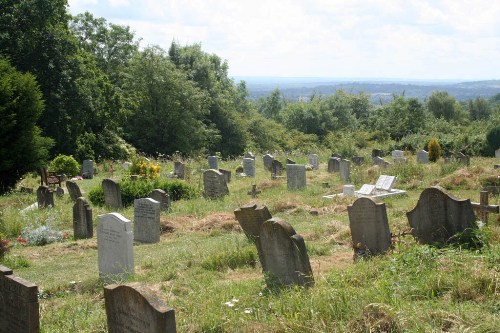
471, 191, 499, 223
247, 184, 261, 198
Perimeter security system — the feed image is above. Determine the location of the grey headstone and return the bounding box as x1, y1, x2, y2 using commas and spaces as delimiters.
149, 189, 171, 211
207, 156, 219, 170
417, 150, 429, 164
407, 186, 477, 245
456, 152, 470, 166
286, 158, 296, 165
73, 197, 93, 239
348, 197, 392, 257
375, 175, 397, 192
134, 198, 161, 244
343, 185, 355, 196
371, 149, 383, 158
357, 184, 376, 196
328, 157, 340, 173
352, 156, 365, 165
286, 164, 306, 190
82, 159, 94, 179
66, 180, 82, 201
102, 179, 123, 209
243, 158, 255, 177
258, 218, 314, 287
55, 187, 65, 197
0, 266, 39, 333
104, 283, 176, 333
203, 170, 229, 199
372, 156, 389, 168
263, 154, 274, 171
234, 204, 272, 242
308, 154, 319, 170
392, 150, 404, 160
36, 185, 54, 208
271, 160, 283, 177
218, 169, 232, 184
340, 159, 351, 183
245, 152, 255, 159
97, 213, 134, 280
332, 153, 342, 159
173, 162, 185, 179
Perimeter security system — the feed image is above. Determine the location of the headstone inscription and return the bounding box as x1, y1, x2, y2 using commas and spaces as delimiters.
36, 185, 54, 208
82, 159, 94, 179
149, 189, 171, 212
104, 283, 176, 333
263, 154, 274, 171
286, 164, 306, 190
243, 158, 255, 177
97, 213, 134, 280
271, 160, 283, 178
218, 169, 232, 184
134, 198, 161, 244
203, 170, 229, 199
73, 197, 93, 239
173, 162, 185, 179
207, 156, 219, 169
308, 154, 319, 170
348, 197, 391, 257
340, 159, 351, 183
407, 186, 477, 245
0, 265, 40, 333
102, 179, 123, 209
66, 180, 82, 201
416, 150, 429, 164
234, 203, 272, 242
258, 218, 314, 287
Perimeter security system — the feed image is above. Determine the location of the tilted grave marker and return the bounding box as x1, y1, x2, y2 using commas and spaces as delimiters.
102, 179, 123, 209
263, 154, 274, 171
149, 189, 171, 212
203, 170, 229, 199
66, 180, 82, 201
134, 198, 161, 244
375, 175, 397, 192
73, 197, 93, 239
234, 204, 272, 242
218, 169, 232, 184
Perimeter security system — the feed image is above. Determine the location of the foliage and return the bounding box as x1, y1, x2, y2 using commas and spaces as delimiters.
49, 154, 80, 176
427, 138, 441, 162
129, 155, 161, 179
21, 225, 64, 246
0, 233, 12, 259
426, 91, 457, 120
468, 97, 491, 121
201, 247, 257, 271
485, 125, 500, 156
88, 186, 105, 206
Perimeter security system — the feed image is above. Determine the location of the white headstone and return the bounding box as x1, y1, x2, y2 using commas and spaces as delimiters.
133, 198, 161, 244
375, 175, 397, 192
357, 184, 376, 196
343, 185, 355, 196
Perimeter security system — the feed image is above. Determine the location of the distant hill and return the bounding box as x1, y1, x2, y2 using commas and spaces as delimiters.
235, 77, 500, 104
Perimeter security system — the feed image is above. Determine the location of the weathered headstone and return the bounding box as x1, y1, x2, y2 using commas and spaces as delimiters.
357, 184, 376, 196
456, 152, 470, 166
102, 179, 123, 209
243, 158, 255, 177
36, 185, 54, 208
286, 158, 296, 165
258, 218, 314, 287
203, 170, 229, 199
271, 160, 283, 177
234, 204, 272, 242
104, 283, 176, 333
263, 154, 274, 171
391, 150, 405, 163
73, 197, 93, 239
375, 175, 397, 192
173, 162, 185, 179
82, 159, 94, 179
416, 150, 429, 164
340, 159, 351, 183
134, 198, 161, 244
0, 266, 40, 333
218, 169, 232, 184
286, 164, 306, 190
407, 186, 477, 245
328, 157, 340, 173
55, 187, 65, 197
149, 189, 171, 211
352, 156, 364, 165
97, 213, 134, 280
372, 156, 389, 168
343, 185, 355, 197
245, 152, 255, 159
207, 156, 219, 169
371, 149, 383, 158
66, 180, 82, 201
308, 154, 319, 170
348, 197, 391, 257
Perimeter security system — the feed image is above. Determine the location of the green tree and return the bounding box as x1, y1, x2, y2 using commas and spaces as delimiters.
468, 97, 491, 121
258, 88, 285, 120
427, 138, 441, 162
427, 91, 456, 120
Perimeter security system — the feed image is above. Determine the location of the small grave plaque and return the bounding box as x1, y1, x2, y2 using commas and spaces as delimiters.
375, 175, 397, 192
36, 185, 54, 208
203, 170, 229, 199
149, 189, 171, 211
343, 185, 355, 196
73, 197, 93, 239
391, 150, 405, 162
66, 180, 82, 201
102, 179, 123, 209
286, 164, 306, 190
134, 198, 161, 244
234, 204, 272, 242
243, 158, 255, 177
357, 184, 376, 196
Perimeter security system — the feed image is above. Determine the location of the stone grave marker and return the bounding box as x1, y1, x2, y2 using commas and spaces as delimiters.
332, 153, 342, 159
375, 175, 397, 192
417, 150, 429, 164
263, 154, 274, 171
456, 152, 470, 166
372, 156, 389, 168
247, 184, 261, 198
73, 197, 93, 239
102, 179, 123, 209
173, 162, 185, 179
36, 185, 54, 208
104, 283, 176, 333
371, 149, 383, 158
245, 152, 255, 159
203, 170, 229, 199
471, 191, 499, 223
207, 156, 218, 169
340, 159, 351, 183
391, 150, 405, 163
271, 160, 283, 178
134, 198, 161, 244
55, 187, 65, 197
234, 204, 272, 242
82, 159, 94, 179
66, 180, 82, 201
286, 164, 306, 190
352, 156, 364, 165
0, 266, 40, 333
218, 169, 231, 184
357, 184, 376, 196
286, 158, 296, 165
149, 189, 171, 211
308, 154, 319, 170
328, 157, 340, 173
343, 185, 355, 196
407, 186, 477, 245
243, 158, 255, 177
496, 148, 500, 159
97, 213, 134, 280
348, 197, 391, 257
258, 218, 314, 287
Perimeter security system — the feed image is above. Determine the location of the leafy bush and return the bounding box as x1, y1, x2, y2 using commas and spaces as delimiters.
50, 154, 80, 176
486, 125, 500, 156
21, 225, 64, 246
129, 155, 161, 179
427, 138, 441, 162
88, 186, 105, 206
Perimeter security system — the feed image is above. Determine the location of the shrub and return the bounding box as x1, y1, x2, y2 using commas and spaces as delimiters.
21, 225, 64, 246
486, 125, 500, 156
50, 154, 80, 176
427, 138, 441, 162
129, 156, 161, 179
88, 186, 105, 206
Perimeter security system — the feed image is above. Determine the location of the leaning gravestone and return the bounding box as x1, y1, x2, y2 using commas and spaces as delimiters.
203, 170, 229, 199
0, 265, 40, 333
340, 159, 351, 183
348, 197, 391, 257
97, 213, 134, 280
375, 175, 397, 192
456, 152, 470, 166
263, 154, 274, 171
308, 154, 319, 170
407, 186, 477, 245
417, 150, 429, 164
149, 189, 171, 211
243, 158, 255, 177
207, 156, 219, 169
134, 198, 161, 244
234, 204, 272, 242
102, 179, 123, 209
173, 162, 185, 180
218, 169, 231, 184
286, 164, 306, 190
372, 156, 389, 168
36, 185, 54, 208
82, 159, 94, 179
73, 197, 93, 239
271, 160, 283, 177
66, 180, 82, 201
104, 283, 176, 333
258, 218, 314, 287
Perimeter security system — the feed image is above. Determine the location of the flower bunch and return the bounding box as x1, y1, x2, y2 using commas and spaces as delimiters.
130, 157, 161, 179
0, 235, 13, 258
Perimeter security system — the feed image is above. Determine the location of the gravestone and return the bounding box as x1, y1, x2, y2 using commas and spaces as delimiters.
203, 170, 229, 199
391, 150, 405, 163
352, 156, 364, 165
66, 180, 82, 201
173, 162, 185, 179
97, 213, 134, 280
245, 152, 255, 159
471, 191, 499, 224
331, 153, 342, 159
340, 159, 351, 183
375, 175, 397, 192
234, 204, 272, 242
0, 266, 40, 333
82, 159, 94, 179
243, 158, 255, 177
286, 158, 296, 165
36, 185, 54, 208
218, 169, 232, 184
407, 186, 477, 245
263, 154, 274, 171
308, 154, 319, 170
134, 198, 161, 244
496, 148, 500, 159
149, 189, 171, 211
456, 152, 470, 166
271, 160, 283, 177
328, 157, 340, 173
371, 149, 383, 158
286, 164, 306, 190
104, 283, 176, 333
417, 150, 429, 164
102, 179, 123, 209
73, 197, 93, 239
247, 184, 261, 198
372, 156, 389, 168
258, 218, 314, 287
207, 156, 218, 169
357, 184, 376, 196
343, 185, 355, 197
348, 197, 391, 257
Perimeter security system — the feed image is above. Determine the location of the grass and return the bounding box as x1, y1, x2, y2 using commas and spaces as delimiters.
0, 153, 499, 332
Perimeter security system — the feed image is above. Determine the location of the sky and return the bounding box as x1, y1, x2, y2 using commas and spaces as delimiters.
67, 0, 500, 80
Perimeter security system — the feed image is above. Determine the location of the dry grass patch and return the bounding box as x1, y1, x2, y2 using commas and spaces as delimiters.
191, 212, 241, 233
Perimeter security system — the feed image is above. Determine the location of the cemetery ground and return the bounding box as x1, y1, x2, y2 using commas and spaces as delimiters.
0, 154, 499, 332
